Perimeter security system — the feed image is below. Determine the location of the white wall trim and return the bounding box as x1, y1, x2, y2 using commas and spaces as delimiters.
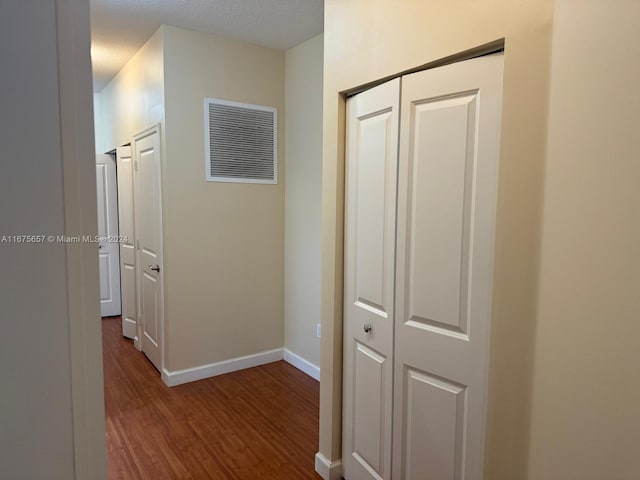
162, 348, 284, 387
315, 452, 342, 480
162, 348, 321, 387
284, 349, 320, 381
56, 0, 107, 478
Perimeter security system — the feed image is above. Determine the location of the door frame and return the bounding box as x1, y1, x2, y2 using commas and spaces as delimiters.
132, 123, 165, 371
57, 0, 107, 477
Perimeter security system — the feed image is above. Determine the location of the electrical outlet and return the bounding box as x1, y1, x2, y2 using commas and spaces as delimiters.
316, 323, 321, 338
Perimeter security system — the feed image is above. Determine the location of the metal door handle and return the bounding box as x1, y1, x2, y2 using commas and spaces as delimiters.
149, 265, 160, 272
363, 323, 372, 333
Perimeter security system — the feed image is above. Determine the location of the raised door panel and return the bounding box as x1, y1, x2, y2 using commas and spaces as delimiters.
403, 368, 466, 480
343, 78, 400, 480
98, 252, 111, 302
354, 111, 393, 318
96, 163, 110, 303
408, 94, 477, 335
142, 270, 159, 348
96, 164, 108, 237
352, 342, 387, 476
121, 263, 136, 337
139, 148, 159, 263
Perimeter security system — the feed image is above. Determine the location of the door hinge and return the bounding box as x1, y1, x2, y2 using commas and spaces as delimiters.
136, 239, 140, 250
134, 160, 138, 172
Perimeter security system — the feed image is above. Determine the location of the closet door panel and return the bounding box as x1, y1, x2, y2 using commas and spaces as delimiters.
394, 54, 504, 480
343, 78, 400, 480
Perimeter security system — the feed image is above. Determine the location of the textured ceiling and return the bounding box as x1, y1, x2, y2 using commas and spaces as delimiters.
91, 0, 324, 92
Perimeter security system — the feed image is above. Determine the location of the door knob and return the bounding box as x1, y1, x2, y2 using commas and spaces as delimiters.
363, 323, 372, 333
149, 265, 160, 272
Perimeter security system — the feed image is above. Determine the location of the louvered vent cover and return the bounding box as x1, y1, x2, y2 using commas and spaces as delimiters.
205, 98, 277, 184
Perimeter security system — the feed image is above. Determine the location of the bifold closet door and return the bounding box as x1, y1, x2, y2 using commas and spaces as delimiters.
343, 78, 400, 480
116, 145, 137, 340
96, 153, 121, 317
393, 54, 504, 480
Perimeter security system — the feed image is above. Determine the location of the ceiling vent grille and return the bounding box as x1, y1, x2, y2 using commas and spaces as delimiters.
204, 98, 277, 184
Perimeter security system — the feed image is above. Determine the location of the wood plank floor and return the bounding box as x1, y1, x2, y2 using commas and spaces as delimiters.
102, 317, 321, 479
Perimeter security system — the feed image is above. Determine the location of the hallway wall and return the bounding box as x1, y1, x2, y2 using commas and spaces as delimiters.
161, 25, 285, 372
94, 27, 165, 153
319, 1, 555, 478
284, 34, 324, 374
528, 1, 640, 478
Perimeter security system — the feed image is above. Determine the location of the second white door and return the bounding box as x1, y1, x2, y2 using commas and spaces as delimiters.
133, 125, 163, 372
96, 154, 121, 317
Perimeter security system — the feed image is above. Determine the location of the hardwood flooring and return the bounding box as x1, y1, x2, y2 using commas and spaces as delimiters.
102, 317, 321, 479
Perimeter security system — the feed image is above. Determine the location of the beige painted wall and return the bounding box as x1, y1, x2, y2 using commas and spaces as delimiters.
320, 1, 554, 478
1, 0, 105, 478
93, 92, 103, 152
162, 26, 285, 371
284, 34, 324, 368
95, 27, 165, 153
94, 24, 285, 372
527, 1, 640, 479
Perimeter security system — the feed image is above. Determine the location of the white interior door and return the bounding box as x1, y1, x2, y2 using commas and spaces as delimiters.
96, 154, 121, 317
116, 146, 137, 340
342, 78, 400, 480
393, 54, 504, 479
133, 125, 163, 371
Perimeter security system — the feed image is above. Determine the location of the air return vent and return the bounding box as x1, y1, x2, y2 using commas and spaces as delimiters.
204, 98, 277, 184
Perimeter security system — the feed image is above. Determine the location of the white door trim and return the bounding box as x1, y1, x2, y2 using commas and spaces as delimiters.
162, 349, 284, 387
56, 0, 107, 477
315, 452, 343, 480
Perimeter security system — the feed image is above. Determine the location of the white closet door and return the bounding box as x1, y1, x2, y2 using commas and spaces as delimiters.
96, 154, 121, 317
393, 54, 504, 480
116, 145, 137, 340
343, 78, 400, 480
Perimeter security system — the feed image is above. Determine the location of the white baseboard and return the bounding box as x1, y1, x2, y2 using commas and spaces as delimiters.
283, 349, 320, 381
315, 452, 342, 480
162, 348, 284, 387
